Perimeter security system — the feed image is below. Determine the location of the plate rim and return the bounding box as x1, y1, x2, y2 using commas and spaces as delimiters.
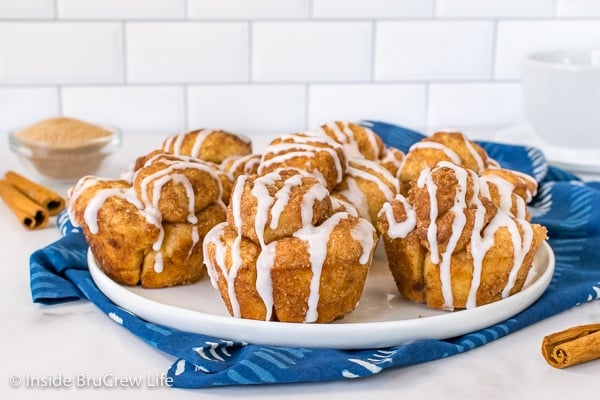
88, 242, 555, 349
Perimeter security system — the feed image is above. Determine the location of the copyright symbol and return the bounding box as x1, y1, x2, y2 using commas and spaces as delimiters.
9, 375, 21, 387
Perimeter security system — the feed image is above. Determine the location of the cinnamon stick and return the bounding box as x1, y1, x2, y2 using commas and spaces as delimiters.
4, 171, 65, 216
0, 180, 49, 230
541, 323, 600, 369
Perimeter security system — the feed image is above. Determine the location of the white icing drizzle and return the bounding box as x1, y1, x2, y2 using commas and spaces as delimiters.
223, 153, 261, 179
251, 173, 278, 247
461, 135, 485, 171
363, 126, 381, 160
410, 141, 462, 165
221, 175, 248, 317
416, 161, 539, 309
161, 133, 177, 153
154, 252, 164, 273
189, 129, 214, 158
508, 169, 538, 201
77, 152, 225, 277
260, 148, 316, 170
338, 178, 369, 221
82, 187, 146, 234
331, 195, 359, 217
479, 174, 527, 219
338, 122, 362, 157
137, 160, 222, 269
350, 218, 376, 265
416, 167, 439, 264
255, 241, 277, 321
433, 162, 470, 309
68, 176, 100, 226
250, 171, 330, 321
188, 224, 200, 259
380, 194, 417, 239
479, 175, 509, 208
347, 158, 399, 201
258, 133, 345, 186
380, 147, 404, 171
325, 122, 349, 144
171, 133, 187, 155
203, 222, 228, 288
294, 212, 353, 322
269, 174, 299, 229
324, 122, 381, 160
207, 167, 374, 322
502, 218, 534, 297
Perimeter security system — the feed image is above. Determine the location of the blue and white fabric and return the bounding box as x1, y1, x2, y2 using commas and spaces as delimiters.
30, 121, 600, 388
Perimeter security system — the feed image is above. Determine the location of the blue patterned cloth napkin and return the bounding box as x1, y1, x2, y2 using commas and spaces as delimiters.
30, 121, 600, 388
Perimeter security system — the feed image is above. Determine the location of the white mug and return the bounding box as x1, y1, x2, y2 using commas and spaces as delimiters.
522, 49, 600, 149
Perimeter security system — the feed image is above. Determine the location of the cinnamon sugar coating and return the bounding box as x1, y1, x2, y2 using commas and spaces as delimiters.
161, 129, 252, 163
68, 150, 228, 288
203, 170, 377, 323
378, 161, 547, 310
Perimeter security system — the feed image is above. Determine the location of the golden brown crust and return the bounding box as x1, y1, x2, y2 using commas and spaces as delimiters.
320, 121, 385, 161
221, 153, 261, 180
378, 161, 548, 311
399, 131, 495, 196
479, 168, 538, 220
205, 213, 376, 323
161, 129, 252, 164
203, 156, 378, 323
227, 170, 333, 245
68, 177, 160, 286
379, 146, 405, 177
332, 158, 399, 226
132, 153, 222, 223
258, 132, 347, 191
204, 224, 267, 320
68, 149, 229, 288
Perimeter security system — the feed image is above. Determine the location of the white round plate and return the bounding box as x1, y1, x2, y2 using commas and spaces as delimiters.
88, 242, 554, 350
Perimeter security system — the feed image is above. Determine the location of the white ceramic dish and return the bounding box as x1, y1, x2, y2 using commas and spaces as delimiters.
88, 242, 555, 350
522, 49, 600, 150
495, 123, 600, 174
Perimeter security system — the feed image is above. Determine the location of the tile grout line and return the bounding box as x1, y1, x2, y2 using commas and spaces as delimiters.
121, 21, 128, 84
248, 21, 253, 83
423, 82, 430, 131
490, 19, 499, 81
304, 83, 310, 130
370, 19, 376, 82
183, 85, 189, 130
57, 85, 63, 115
53, 0, 63, 116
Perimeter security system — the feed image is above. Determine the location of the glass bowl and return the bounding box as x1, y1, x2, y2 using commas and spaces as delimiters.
9, 122, 122, 184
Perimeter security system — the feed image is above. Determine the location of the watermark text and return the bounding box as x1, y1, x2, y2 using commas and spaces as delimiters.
8, 373, 173, 390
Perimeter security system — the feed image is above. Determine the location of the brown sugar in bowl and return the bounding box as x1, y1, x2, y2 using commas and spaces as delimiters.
9, 117, 122, 182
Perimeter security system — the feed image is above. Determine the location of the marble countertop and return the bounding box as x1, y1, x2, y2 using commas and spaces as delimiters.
1, 131, 598, 400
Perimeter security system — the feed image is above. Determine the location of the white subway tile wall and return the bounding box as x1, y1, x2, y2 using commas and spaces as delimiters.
187, 84, 306, 134
252, 22, 372, 82
0, 0, 54, 19
0, 87, 58, 130
0, 0, 599, 140
61, 86, 186, 132
0, 23, 123, 84
187, 0, 310, 19
57, 0, 186, 20
374, 21, 494, 81
126, 22, 248, 83
308, 84, 426, 130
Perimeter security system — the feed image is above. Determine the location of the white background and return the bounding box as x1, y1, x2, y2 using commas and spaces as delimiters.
1, 0, 600, 137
